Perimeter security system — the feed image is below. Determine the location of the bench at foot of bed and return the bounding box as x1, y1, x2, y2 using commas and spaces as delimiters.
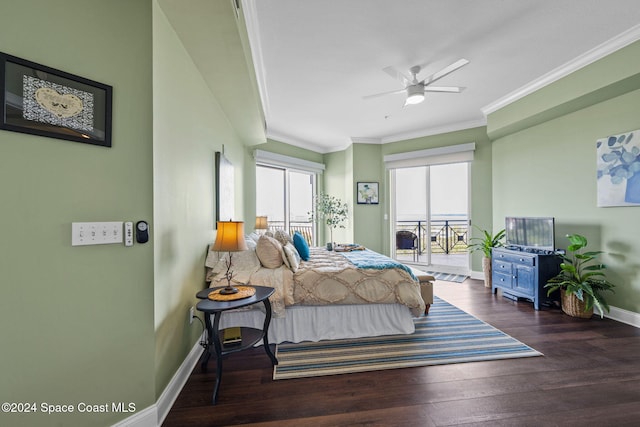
408, 267, 434, 315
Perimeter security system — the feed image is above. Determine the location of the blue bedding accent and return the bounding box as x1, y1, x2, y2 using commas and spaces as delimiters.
339, 248, 417, 281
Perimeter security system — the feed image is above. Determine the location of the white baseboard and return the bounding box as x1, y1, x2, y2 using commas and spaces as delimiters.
469, 270, 484, 281
602, 305, 640, 328
112, 334, 204, 427
111, 404, 156, 427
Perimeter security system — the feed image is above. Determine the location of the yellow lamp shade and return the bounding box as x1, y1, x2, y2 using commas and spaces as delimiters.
212, 221, 248, 252
255, 216, 268, 230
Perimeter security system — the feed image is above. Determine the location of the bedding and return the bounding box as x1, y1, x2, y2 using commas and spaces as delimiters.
205, 233, 428, 343
292, 247, 425, 316
206, 235, 425, 318
339, 248, 417, 280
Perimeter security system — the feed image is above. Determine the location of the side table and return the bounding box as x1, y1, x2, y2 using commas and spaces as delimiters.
195, 285, 278, 404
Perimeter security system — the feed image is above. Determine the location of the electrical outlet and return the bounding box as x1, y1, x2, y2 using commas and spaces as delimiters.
189, 306, 195, 324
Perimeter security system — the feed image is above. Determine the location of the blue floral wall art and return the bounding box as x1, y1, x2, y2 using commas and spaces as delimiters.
597, 129, 640, 207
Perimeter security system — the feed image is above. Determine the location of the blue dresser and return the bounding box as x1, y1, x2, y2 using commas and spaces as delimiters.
491, 247, 561, 310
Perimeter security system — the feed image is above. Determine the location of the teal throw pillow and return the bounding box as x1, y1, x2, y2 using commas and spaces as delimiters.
293, 232, 310, 261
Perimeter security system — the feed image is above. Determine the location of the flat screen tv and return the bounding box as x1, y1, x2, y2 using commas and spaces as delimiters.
505, 217, 555, 252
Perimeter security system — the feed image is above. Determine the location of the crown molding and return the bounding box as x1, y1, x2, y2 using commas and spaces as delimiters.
482, 23, 640, 115
266, 128, 339, 154
269, 119, 487, 154
351, 137, 383, 144
241, 0, 270, 123
381, 118, 487, 144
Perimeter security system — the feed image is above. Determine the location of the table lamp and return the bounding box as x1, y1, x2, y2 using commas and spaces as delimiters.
212, 220, 248, 294
255, 216, 268, 233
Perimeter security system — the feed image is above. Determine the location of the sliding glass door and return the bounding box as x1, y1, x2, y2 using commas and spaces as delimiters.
256, 164, 315, 244
392, 162, 470, 273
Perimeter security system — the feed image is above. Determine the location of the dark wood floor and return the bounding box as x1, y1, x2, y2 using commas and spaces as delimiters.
164, 279, 640, 426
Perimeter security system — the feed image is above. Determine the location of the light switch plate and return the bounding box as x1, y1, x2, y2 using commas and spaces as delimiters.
72, 222, 124, 246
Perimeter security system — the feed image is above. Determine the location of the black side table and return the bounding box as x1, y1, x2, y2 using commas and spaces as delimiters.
196, 285, 278, 404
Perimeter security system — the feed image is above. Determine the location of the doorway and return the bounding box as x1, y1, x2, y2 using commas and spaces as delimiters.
392, 162, 470, 274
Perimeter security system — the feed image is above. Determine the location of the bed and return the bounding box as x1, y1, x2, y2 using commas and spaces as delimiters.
205, 231, 427, 344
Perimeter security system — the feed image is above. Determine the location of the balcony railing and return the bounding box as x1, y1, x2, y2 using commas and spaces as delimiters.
266, 221, 313, 245
396, 219, 469, 255
263, 219, 468, 255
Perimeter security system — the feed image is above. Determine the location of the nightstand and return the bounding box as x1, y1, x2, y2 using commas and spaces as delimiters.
195, 285, 278, 404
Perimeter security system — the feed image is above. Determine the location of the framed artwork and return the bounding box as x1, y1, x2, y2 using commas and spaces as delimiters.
596, 129, 640, 207
215, 151, 235, 226
0, 52, 112, 147
357, 182, 379, 204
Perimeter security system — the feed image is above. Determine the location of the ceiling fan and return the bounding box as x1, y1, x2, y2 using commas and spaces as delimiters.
364, 58, 469, 106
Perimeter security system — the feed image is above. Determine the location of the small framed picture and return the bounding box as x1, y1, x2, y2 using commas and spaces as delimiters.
357, 182, 379, 204
0, 51, 112, 147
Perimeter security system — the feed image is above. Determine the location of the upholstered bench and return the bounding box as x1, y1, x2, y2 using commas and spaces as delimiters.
408, 267, 435, 315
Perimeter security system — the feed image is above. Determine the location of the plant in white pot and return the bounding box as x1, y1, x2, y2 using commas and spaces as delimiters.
310, 193, 348, 250
469, 227, 505, 288
544, 234, 615, 318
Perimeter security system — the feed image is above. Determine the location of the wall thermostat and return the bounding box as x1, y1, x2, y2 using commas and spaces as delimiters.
136, 221, 149, 243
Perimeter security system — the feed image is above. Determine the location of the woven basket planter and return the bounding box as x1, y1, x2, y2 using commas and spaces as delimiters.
561, 289, 593, 318
482, 257, 492, 288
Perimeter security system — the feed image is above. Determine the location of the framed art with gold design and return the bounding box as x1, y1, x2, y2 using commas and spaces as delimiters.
0, 52, 112, 147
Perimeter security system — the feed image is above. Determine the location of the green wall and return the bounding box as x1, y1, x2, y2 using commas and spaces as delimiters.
0, 1, 155, 426
257, 138, 325, 164
323, 147, 354, 245
489, 41, 640, 314
352, 144, 384, 251
0, 1, 262, 426
152, 2, 249, 400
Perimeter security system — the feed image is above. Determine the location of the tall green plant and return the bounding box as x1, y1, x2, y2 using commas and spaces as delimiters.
544, 234, 615, 317
309, 193, 348, 244
468, 226, 505, 258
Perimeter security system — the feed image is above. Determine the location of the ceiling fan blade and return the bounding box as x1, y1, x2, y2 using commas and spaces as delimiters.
423, 86, 465, 93
363, 88, 406, 100
422, 58, 469, 86
382, 66, 411, 86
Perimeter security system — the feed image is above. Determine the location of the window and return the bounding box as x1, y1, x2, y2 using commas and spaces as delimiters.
255, 151, 323, 244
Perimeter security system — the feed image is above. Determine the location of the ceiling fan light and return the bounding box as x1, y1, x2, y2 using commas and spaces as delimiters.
405, 85, 425, 105
405, 93, 425, 105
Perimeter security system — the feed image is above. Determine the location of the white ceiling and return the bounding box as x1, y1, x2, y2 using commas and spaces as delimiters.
242, 0, 640, 153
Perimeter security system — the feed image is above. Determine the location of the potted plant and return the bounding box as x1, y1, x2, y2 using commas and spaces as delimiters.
544, 234, 615, 318
310, 193, 348, 250
469, 227, 505, 288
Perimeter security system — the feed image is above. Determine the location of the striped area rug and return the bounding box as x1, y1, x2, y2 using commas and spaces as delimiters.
273, 296, 542, 380
425, 271, 468, 283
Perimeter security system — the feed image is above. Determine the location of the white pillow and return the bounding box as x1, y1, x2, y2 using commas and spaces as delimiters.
205, 249, 222, 268
207, 248, 261, 283
283, 243, 300, 272
244, 237, 257, 250
274, 229, 293, 246
247, 232, 261, 243
256, 235, 284, 268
